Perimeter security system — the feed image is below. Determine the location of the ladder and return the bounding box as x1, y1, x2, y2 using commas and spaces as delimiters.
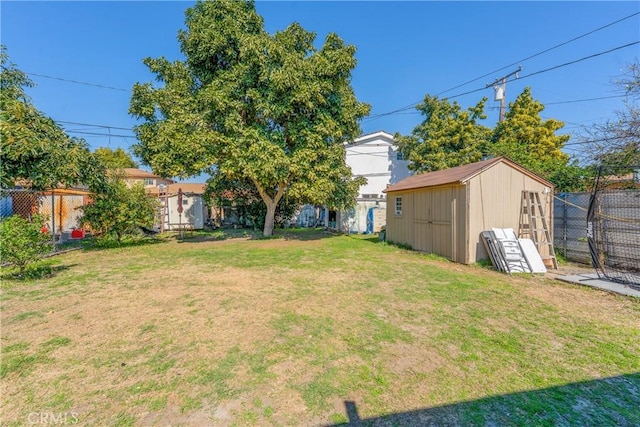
519, 191, 558, 269
158, 189, 169, 233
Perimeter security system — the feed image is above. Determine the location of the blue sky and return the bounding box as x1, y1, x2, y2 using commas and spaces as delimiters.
2, 1, 639, 178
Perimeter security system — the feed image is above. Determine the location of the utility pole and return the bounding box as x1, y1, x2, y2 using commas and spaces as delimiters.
486, 66, 522, 122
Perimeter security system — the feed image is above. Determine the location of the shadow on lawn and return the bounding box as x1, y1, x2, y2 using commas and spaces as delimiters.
327, 373, 640, 426
1, 263, 78, 282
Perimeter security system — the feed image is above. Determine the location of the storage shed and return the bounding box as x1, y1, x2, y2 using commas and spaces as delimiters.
383, 157, 554, 264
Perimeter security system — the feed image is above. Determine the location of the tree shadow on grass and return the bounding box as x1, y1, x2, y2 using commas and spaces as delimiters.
0, 263, 78, 283
80, 236, 168, 252
171, 227, 339, 243
327, 373, 640, 426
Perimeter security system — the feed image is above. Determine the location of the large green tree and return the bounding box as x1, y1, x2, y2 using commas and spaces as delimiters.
0, 46, 105, 190
490, 87, 570, 177
94, 147, 139, 169
130, 0, 369, 236
395, 95, 491, 173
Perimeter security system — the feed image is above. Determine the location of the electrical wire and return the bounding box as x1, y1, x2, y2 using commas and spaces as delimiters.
56, 120, 133, 131
24, 72, 130, 92
436, 11, 640, 97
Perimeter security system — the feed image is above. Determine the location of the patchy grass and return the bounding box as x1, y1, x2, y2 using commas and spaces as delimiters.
1, 229, 638, 426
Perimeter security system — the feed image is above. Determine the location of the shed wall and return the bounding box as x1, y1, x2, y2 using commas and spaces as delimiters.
386, 185, 467, 263
466, 162, 553, 262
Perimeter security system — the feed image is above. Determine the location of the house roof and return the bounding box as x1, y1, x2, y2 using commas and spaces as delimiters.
346, 130, 395, 147
146, 183, 207, 196
121, 168, 174, 182
383, 157, 553, 193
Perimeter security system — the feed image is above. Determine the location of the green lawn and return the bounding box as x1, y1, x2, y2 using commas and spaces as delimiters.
1, 229, 639, 426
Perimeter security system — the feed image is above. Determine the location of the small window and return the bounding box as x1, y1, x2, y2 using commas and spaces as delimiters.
396, 151, 404, 161
144, 178, 155, 186
182, 198, 189, 206
395, 197, 403, 216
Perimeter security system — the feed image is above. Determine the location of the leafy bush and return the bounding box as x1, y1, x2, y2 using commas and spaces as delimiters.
80, 176, 158, 244
0, 214, 51, 276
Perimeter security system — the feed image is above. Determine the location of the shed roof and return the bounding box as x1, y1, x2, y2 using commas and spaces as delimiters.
383, 157, 553, 193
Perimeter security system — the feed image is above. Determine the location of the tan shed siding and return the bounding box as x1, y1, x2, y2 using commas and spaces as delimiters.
385, 191, 414, 248
454, 185, 468, 264
467, 162, 553, 262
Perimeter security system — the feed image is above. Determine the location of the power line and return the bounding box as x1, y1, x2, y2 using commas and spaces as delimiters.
363, 12, 640, 122
518, 41, 640, 81
57, 120, 134, 131
65, 130, 137, 139
25, 72, 130, 92
436, 11, 640, 97
364, 40, 640, 123
545, 94, 626, 105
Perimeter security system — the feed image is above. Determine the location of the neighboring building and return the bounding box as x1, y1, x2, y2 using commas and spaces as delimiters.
383, 157, 554, 264
309, 131, 412, 233
121, 168, 175, 189
147, 183, 209, 231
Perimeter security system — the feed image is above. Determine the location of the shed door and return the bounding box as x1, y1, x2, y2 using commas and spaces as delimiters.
412, 187, 454, 259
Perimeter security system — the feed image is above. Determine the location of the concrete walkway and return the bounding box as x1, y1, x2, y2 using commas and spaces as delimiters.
556, 273, 640, 298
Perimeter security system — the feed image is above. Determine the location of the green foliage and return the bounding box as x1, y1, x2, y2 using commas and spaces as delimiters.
395, 95, 491, 173
396, 87, 587, 192
130, 0, 369, 236
0, 214, 51, 277
94, 147, 139, 169
0, 46, 106, 191
80, 175, 158, 243
490, 87, 570, 178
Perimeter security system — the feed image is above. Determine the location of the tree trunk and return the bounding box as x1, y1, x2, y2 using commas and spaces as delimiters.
254, 180, 287, 237
263, 200, 277, 237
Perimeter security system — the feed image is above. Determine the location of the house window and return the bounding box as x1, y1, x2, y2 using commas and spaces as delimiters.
144, 178, 155, 186
182, 199, 189, 206
395, 197, 402, 216
396, 151, 404, 161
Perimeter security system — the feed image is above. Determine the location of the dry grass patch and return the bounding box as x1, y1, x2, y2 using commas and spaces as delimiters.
1, 230, 639, 426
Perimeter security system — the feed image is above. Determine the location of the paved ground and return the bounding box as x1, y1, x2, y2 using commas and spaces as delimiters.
544, 263, 640, 298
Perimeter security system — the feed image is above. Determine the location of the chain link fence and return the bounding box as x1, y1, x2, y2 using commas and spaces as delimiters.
553, 192, 592, 264
1, 188, 91, 252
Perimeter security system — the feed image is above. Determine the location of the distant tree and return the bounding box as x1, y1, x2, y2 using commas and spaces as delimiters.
490, 87, 570, 178
0, 46, 105, 190
94, 147, 139, 169
80, 175, 157, 244
395, 95, 491, 173
581, 61, 639, 166
129, 0, 369, 236
0, 214, 51, 277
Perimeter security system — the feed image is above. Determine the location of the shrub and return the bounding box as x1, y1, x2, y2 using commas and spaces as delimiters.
0, 214, 51, 277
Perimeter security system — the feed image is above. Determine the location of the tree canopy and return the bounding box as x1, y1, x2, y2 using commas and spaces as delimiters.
490, 87, 570, 178
395, 95, 491, 173
130, 0, 369, 235
396, 87, 583, 191
94, 147, 139, 169
0, 46, 105, 191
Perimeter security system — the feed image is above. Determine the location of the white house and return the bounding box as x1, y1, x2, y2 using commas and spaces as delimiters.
343, 131, 412, 233
297, 131, 411, 232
